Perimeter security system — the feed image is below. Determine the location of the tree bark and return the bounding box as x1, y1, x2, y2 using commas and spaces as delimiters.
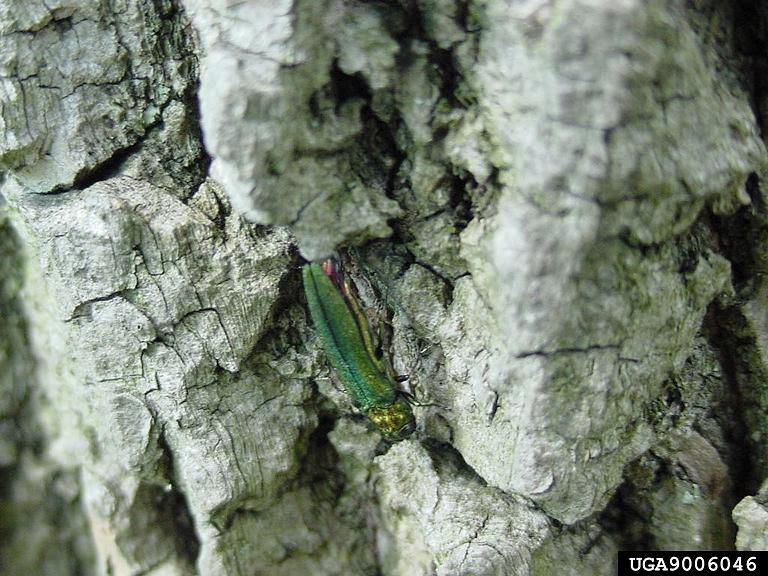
2, 0, 768, 574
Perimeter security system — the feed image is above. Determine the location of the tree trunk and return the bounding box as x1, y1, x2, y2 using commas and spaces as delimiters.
2, 0, 768, 574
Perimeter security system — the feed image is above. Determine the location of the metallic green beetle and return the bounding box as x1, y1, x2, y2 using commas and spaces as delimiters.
302, 258, 415, 440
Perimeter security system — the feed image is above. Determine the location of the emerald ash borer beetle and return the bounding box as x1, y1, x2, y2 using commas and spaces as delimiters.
302, 257, 416, 440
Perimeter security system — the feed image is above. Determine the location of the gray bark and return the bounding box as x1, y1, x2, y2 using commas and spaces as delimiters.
2, 0, 768, 574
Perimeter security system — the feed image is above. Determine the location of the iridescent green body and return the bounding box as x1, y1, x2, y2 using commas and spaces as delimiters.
302, 259, 415, 440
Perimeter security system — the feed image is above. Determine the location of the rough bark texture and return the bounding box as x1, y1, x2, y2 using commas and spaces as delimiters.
3, 0, 768, 574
